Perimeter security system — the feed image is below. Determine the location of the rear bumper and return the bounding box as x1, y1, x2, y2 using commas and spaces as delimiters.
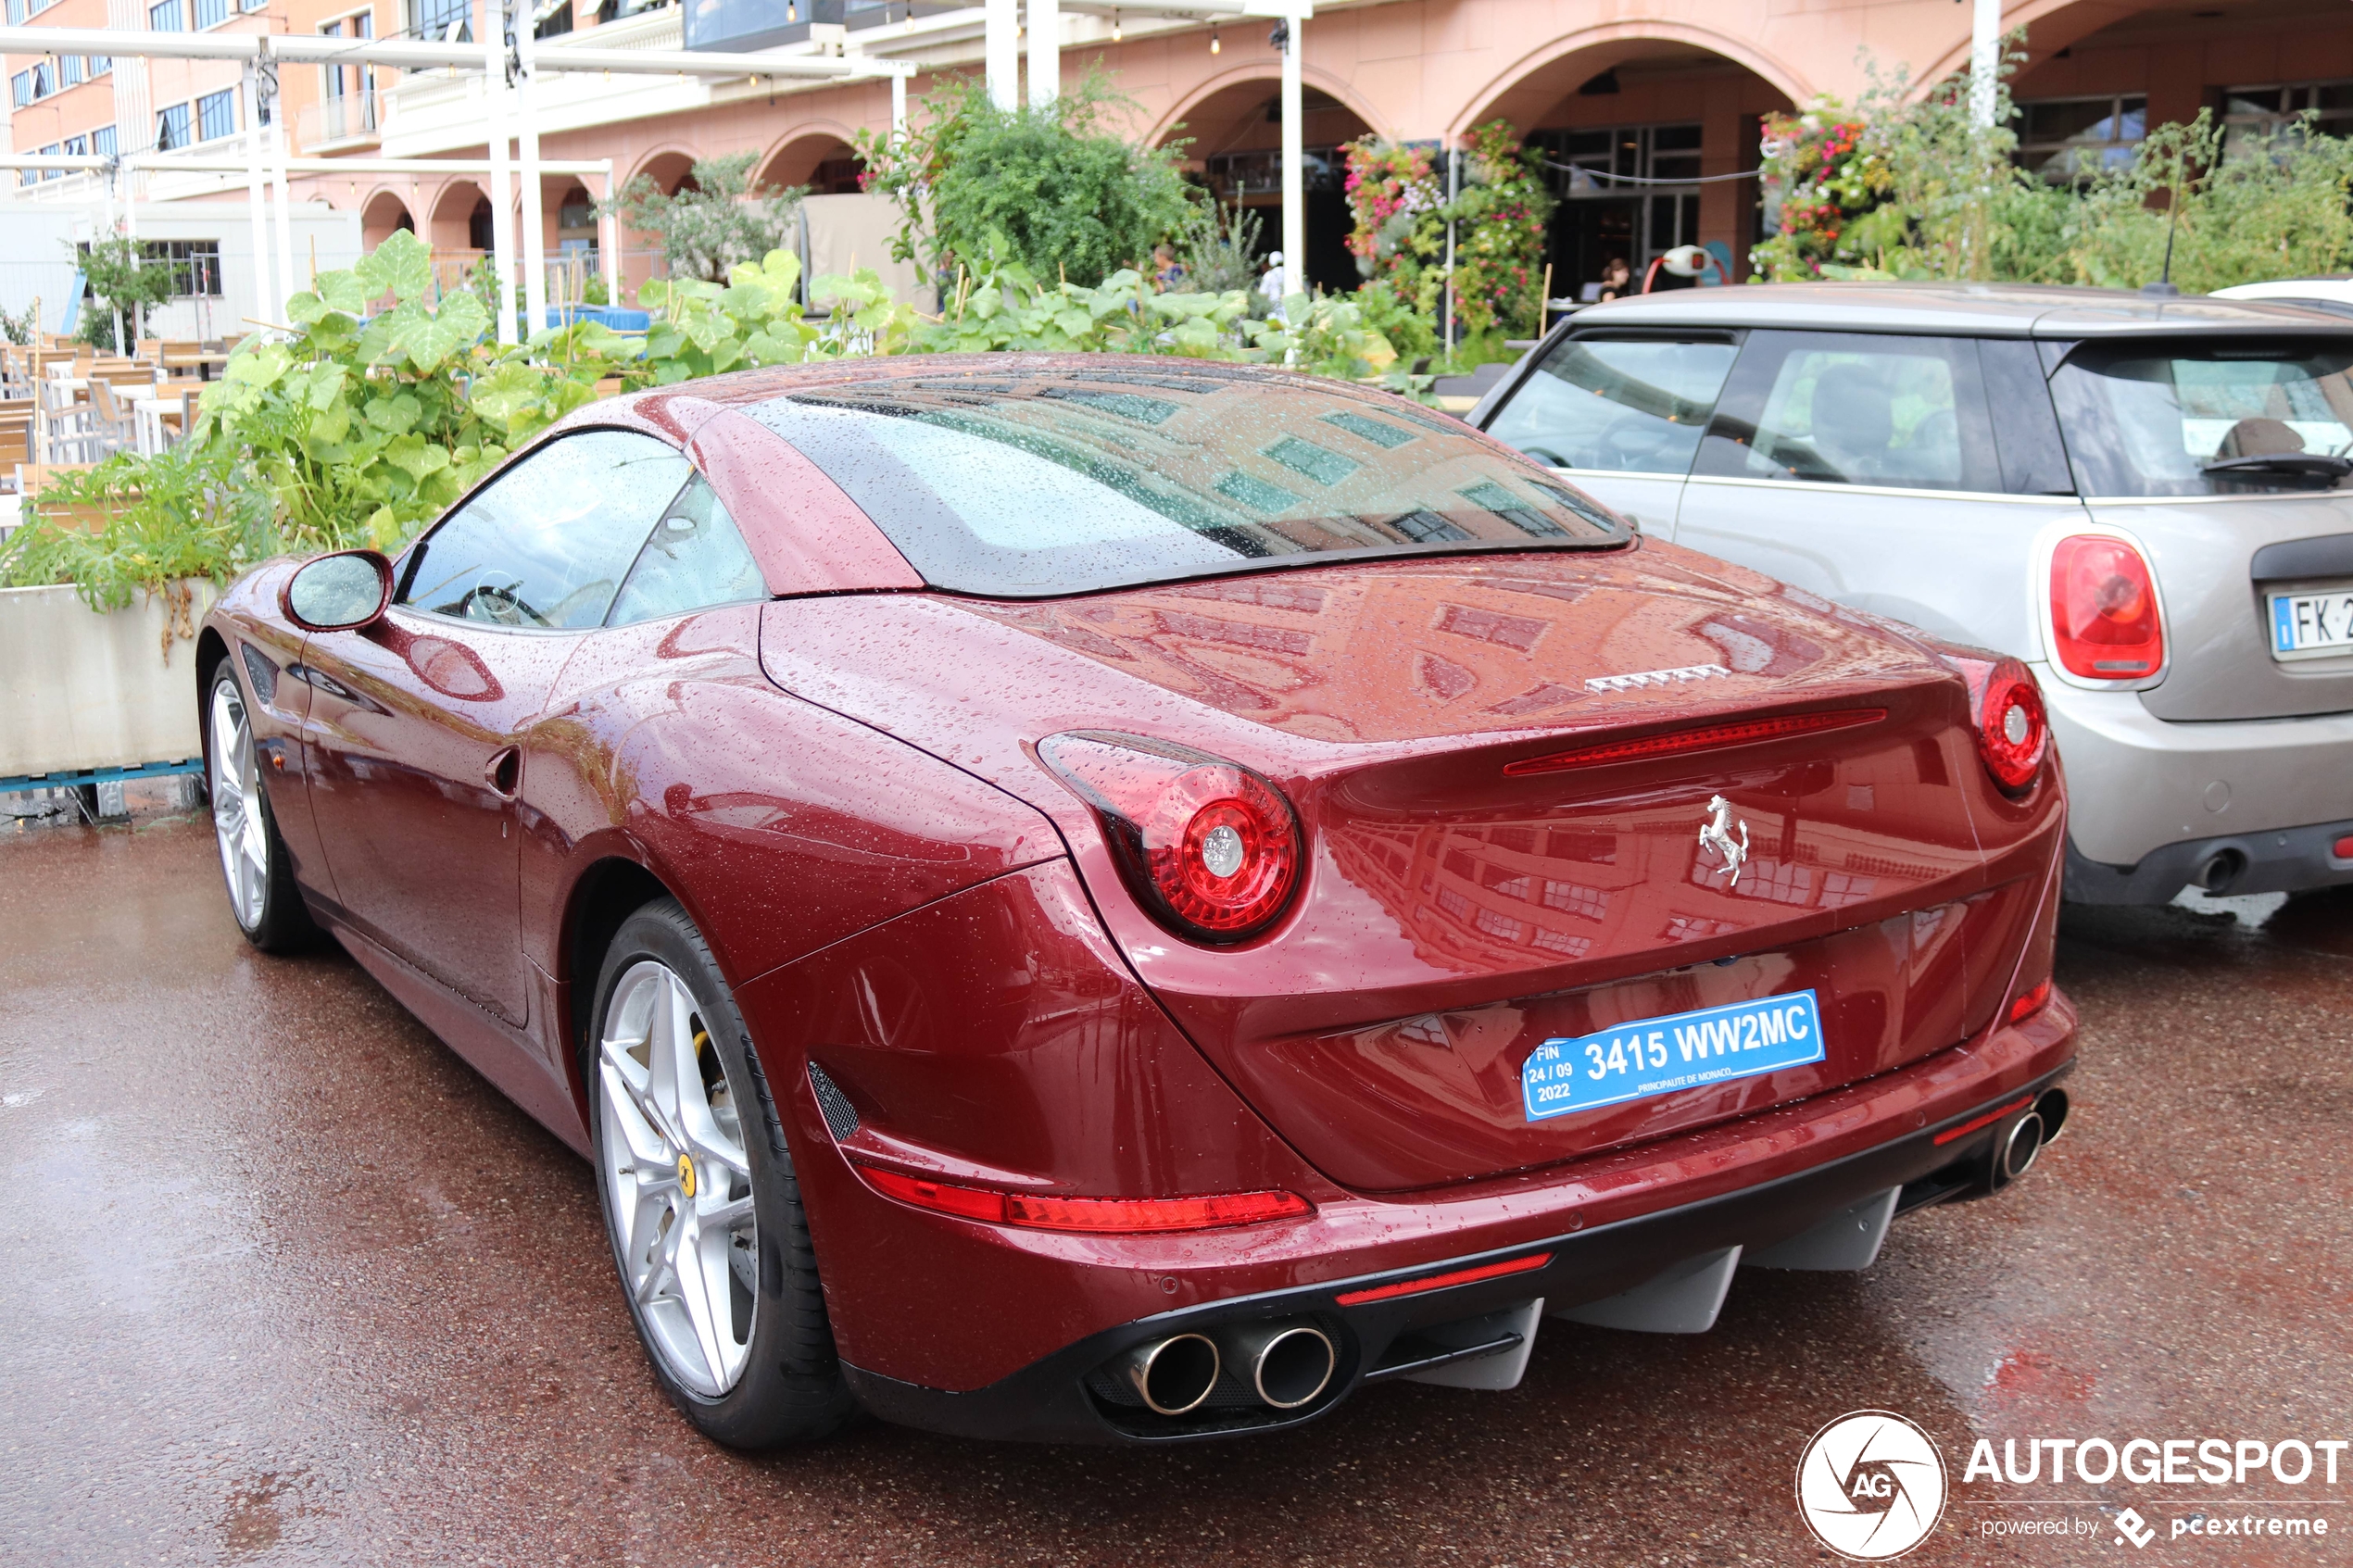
2065, 816, 2353, 904
837, 1006, 2077, 1444
2041, 672, 2353, 884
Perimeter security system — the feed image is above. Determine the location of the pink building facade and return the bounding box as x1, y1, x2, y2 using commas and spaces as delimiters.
10, 0, 2353, 304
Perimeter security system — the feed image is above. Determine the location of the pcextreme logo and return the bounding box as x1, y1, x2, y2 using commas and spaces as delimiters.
1796, 1410, 1951, 1561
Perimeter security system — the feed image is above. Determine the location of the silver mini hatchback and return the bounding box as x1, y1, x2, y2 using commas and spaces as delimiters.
1473, 282, 2353, 903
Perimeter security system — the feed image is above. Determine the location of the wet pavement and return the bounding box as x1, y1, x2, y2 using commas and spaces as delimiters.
4, 801, 2351, 1566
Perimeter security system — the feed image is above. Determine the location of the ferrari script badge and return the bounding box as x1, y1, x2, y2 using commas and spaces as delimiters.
1698, 795, 1751, 888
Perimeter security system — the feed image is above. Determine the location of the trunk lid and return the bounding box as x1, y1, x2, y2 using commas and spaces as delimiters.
2096, 496, 2353, 721
759, 546, 2051, 1192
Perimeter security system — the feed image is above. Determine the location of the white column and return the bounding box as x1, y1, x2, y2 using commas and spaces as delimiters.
599, 157, 619, 305
516, 11, 547, 335
984, 0, 1018, 110
268, 64, 296, 323
484, 0, 518, 344
1026, 0, 1057, 110
1970, 0, 2001, 128
243, 64, 274, 332
1279, 14, 1302, 293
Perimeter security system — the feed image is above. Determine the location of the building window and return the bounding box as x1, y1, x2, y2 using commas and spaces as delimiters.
156, 101, 193, 150
414, 0, 471, 42
1531, 122, 1708, 297
146, 240, 225, 297
40, 143, 59, 181
193, 0, 229, 24
93, 125, 118, 157
149, 0, 184, 27
61, 53, 82, 85
92, 55, 109, 74
2013, 95, 2146, 182
196, 87, 235, 140
2221, 81, 2353, 158
10, 71, 30, 108
3, 0, 20, 24
64, 132, 87, 156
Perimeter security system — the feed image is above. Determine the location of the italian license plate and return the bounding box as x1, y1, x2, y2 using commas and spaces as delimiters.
2268, 585, 2353, 661
1521, 990, 1825, 1122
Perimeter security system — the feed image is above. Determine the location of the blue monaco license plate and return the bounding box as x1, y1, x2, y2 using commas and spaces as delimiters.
1521, 990, 1825, 1122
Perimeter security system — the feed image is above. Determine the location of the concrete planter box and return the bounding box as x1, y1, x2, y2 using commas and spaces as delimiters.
0, 580, 219, 784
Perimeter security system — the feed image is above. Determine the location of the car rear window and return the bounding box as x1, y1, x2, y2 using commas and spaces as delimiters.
745, 366, 1626, 597
2049, 340, 2353, 495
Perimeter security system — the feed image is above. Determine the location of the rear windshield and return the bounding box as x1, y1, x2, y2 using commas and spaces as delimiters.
745, 366, 1626, 596
2050, 340, 2353, 496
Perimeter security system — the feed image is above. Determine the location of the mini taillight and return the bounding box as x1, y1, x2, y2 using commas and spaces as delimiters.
2050, 534, 2164, 680
1943, 652, 2049, 794
853, 1161, 1314, 1234
1038, 731, 1302, 942
2007, 977, 2053, 1023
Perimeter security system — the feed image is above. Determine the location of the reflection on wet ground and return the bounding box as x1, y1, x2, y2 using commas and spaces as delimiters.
4, 801, 2349, 1565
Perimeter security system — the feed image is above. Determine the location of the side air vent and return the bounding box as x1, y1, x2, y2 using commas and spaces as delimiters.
807, 1060, 859, 1140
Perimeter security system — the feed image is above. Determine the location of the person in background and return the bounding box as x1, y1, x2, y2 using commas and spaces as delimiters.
1259, 250, 1290, 317
1596, 257, 1632, 302
1152, 245, 1186, 293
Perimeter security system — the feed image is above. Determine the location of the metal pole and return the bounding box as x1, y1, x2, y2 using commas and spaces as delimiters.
1970, 0, 2000, 129
1442, 143, 1457, 355
1026, 0, 1058, 109
243, 64, 274, 331
984, 0, 1018, 109
267, 62, 296, 323
516, 7, 547, 336
1279, 15, 1302, 295
484, 0, 518, 345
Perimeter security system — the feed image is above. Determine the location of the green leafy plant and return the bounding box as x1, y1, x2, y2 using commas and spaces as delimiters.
1170, 200, 1265, 301
72, 236, 174, 351
1343, 138, 1447, 318
924, 232, 1250, 356
598, 151, 809, 286
0, 300, 36, 345
858, 70, 1199, 290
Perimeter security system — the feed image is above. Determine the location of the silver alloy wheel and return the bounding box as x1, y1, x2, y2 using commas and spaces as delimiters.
208, 678, 269, 930
598, 960, 758, 1397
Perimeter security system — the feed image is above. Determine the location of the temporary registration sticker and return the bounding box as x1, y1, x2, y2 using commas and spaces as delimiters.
1521, 991, 1825, 1121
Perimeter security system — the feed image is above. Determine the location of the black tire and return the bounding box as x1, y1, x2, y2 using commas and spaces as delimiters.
586, 897, 853, 1447
206, 662, 320, 954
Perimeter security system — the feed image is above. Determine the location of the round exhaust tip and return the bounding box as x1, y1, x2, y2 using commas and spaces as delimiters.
1251, 1325, 1337, 1411
2001, 1111, 2046, 1183
2034, 1088, 2070, 1146
2195, 847, 2246, 894
1124, 1334, 1221, 1416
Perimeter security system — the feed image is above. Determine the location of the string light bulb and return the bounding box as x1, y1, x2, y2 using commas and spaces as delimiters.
786, 0, 796, 17
1210, 25, 1220, 53
1112, 7, 1120, 39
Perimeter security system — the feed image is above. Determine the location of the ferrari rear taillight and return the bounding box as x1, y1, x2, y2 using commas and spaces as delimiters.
1038, 731, 1302, 943
853, 1161, 1315, 1233
1944, 652, 2049, 794
2050, 533, 2164, 680
2007, 976, 2053, 1024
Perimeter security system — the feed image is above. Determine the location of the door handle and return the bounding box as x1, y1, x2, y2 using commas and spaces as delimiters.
484, 746, 522, 801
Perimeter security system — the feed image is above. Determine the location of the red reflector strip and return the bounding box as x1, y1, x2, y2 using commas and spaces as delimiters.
1503, 709, 1887, 777
2007, 978, 2053, 1024
1931, 1094, 2038, 1148
1333, 1251, 1554, 1307
853, 1161, 1314, 1234
2334, 834, 2353, 860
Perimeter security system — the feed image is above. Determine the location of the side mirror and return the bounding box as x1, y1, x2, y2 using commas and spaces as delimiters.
283, 548, 394, 633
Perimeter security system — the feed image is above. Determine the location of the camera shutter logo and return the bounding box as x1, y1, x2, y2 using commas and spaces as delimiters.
1795, 1410, 1949, 1561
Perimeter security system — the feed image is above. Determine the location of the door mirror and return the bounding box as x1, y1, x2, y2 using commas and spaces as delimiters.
284, 549, 394, 633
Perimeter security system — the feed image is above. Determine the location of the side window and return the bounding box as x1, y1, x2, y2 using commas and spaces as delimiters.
396, 429, 693, 629
1485, 333, 1739, 475
607, 476, 769, 625
1977, 338, 2076, 495
1695, 331, 2000, 492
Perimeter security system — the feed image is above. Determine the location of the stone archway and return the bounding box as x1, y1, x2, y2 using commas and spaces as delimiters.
760, 130, 863, 194
1156, 75, 1376, 295
360, 190, 414, 250
1451, 32, 1799, 295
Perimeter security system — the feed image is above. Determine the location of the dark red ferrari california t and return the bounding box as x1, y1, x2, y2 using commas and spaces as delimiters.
197, 356, 2074, 1446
